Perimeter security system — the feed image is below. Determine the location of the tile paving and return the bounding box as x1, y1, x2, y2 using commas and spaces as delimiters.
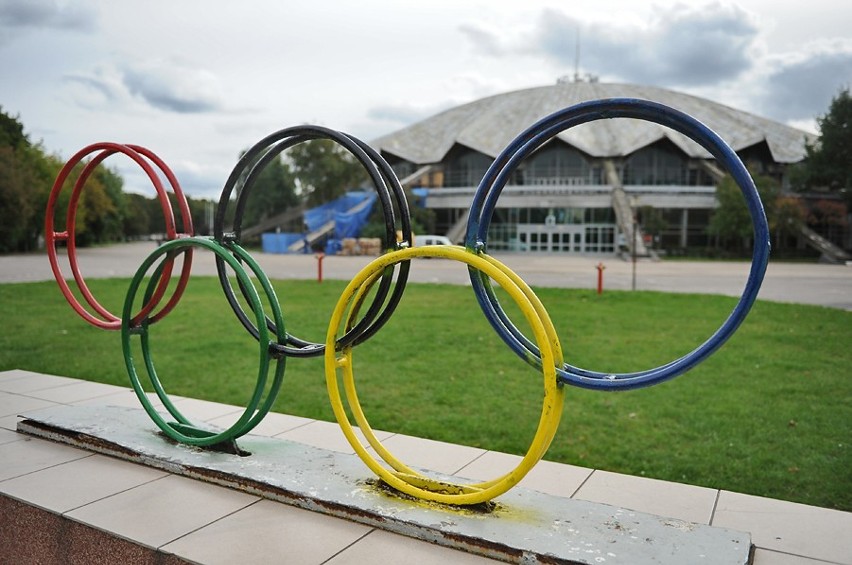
0, 369, 850, 564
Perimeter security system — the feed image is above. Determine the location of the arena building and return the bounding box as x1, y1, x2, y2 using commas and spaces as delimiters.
371, 81, 816, 256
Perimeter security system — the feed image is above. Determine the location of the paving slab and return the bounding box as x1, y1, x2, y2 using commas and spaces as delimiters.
17, 404, 753, 565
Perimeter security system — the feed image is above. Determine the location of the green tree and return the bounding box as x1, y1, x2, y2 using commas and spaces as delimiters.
772, 196, 808, 249
76, 172, 117, 246
123, 192, 153, 238
185, 196, 216, 236
638, 206, 666, 249
793, 87, 852, 204
288, 140, 366, 206
709, 172, 780, 249
22, 148, 65, 250
0, 147, 38, 252
0, 109, 57, 252
0, 106, 28, 149
89, 165, 126, 243
239, 154, 299, 229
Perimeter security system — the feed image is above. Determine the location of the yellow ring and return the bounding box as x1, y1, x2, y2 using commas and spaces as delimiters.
324, 245, 565, 505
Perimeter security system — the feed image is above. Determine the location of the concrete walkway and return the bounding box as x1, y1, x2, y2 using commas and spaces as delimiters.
2, 369, 851, 564
2, 242, 850, 310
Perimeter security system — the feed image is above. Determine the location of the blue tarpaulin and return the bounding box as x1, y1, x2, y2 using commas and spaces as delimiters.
333, 194, 377, 238
263, 191, 377, 254
303, 191, 376, 234
261, 233, 304, 254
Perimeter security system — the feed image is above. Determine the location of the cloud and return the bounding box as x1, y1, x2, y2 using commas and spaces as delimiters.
534, 3, 760, 87
59, 59, 228, 115
460, 3, 761, 88
62, 70, 123, 107
760, 41, 852, 122
0, 0, 96, 32
118, 158, 226, 201
121, 61, 226, 114
458, 23, 507, 57
367, 101, 457, 125
168, 161, 227, 199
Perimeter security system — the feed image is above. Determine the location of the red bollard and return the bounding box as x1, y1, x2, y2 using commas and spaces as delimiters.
316, 253, 325, 283
596, 262, 605, 295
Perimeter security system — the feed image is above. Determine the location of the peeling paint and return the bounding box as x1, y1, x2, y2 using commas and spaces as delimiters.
17, 406, 754, 565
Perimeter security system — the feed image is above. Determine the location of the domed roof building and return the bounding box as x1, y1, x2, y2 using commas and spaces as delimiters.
372, 81, 815, 255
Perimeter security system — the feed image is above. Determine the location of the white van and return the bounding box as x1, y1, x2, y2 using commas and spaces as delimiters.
414, 234, 453, 247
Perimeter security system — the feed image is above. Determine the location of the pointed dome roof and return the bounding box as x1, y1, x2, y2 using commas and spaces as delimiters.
372, 82, 814, 164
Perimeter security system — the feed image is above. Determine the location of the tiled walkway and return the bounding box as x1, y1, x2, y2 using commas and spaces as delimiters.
1, 369, 850, 564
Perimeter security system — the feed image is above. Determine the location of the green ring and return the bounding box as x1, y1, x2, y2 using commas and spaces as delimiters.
121, 237, 287, 446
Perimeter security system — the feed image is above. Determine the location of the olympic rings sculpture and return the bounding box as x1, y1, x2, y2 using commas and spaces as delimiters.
45, 99, 770, 505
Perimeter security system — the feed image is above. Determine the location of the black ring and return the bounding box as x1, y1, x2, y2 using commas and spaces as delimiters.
213, 126, 412, 357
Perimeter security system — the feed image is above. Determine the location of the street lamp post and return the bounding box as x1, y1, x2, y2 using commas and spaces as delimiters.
632, 216, 637, 291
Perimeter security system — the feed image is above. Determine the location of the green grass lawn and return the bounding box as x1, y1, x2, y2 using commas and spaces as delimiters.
1, 275, 849, 511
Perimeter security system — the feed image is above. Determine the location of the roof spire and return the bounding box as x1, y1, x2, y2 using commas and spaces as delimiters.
574, 25, 581, 82
556, 25, 598, 84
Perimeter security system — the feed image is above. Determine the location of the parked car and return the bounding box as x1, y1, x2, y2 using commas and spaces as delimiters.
414, 235, 453, 247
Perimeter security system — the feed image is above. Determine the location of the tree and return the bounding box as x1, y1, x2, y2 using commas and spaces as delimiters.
794, 87, 852, 204
77, 172, 118, 246
808, 199, 848, 242
0, 109, 54, 252
123, 192, 153, 238
88, 164, 126, 243
773, 196, 808, 249
708, 171, 780, 249
239, 154, 299, 229
288, 140, 367, 206
0, 106, 28, 149
638, 206, 667, 249
0, 147, 37, 252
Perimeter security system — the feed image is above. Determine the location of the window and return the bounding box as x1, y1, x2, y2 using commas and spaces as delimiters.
526, 143, 594, 185
623, 143, 687, 185
444, 147, 493, 187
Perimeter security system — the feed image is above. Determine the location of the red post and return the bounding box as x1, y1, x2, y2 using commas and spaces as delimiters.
316, 253, 325, 283
596, 262, 605, 295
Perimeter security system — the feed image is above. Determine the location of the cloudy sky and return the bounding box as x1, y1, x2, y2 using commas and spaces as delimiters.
1, 0, 850, 198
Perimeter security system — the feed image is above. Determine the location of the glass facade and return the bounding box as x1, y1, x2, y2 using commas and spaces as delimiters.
444, 150, 493, 187
485, 207, 617, 253
525, 144, 602, 185
388, 141, 720, 254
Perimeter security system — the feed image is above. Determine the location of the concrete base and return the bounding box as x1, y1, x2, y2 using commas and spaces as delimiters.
18, 405, 753, 565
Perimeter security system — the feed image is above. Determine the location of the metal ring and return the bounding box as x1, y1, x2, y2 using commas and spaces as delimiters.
121, 236, 286, 445
48, 102, 771, 504
45, 143, 194, 330
325, 245, 564, 505
213, 126, 412, 358
465, 98, 770, 390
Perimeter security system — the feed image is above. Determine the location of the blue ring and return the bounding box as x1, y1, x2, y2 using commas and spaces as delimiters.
465, 98, 770, 390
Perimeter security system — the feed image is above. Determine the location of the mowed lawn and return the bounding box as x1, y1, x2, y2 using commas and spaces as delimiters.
1, 273, 849, 512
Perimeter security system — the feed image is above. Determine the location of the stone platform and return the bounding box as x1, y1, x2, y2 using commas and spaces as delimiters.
16, 404, 751, 564
3, 370, 851, 564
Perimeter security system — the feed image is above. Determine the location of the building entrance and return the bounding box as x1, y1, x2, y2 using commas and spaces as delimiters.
516, 224, 616, 253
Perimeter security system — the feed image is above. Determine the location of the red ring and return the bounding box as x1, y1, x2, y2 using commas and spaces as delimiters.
45, 143, 194, 330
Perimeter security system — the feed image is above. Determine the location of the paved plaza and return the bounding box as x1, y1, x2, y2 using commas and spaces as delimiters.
2, 241, 850, 310
1, 244, 850, 563
3, 369, 852, 564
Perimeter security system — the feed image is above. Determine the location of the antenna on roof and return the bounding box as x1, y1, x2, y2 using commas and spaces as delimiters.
557, 25, 598, 84
574, 25, 581, 82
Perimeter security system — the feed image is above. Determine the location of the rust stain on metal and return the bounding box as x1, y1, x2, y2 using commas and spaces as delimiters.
368, 478, 498, 514
17, 419, 142, 460
182, 465, 389, 527
18, 406, 755, 565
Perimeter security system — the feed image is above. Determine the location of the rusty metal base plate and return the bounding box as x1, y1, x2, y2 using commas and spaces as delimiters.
18, 405, 752, 564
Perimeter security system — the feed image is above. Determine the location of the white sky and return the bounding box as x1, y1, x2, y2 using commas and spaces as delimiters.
1, 0, 850, 198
